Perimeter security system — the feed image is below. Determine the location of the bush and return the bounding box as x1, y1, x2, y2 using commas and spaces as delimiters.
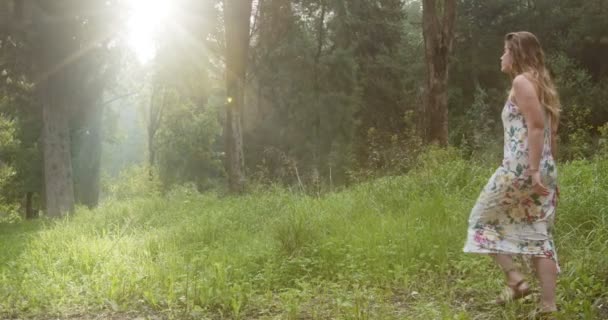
101, 165, 161, 201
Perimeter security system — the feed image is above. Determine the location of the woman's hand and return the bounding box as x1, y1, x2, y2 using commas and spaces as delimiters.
530, 170, 549, 196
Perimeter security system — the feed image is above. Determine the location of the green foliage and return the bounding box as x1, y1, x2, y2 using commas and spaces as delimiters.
0, 115, 18, 157
101, 165, 161, 201
133, 1, 225, 192
0, 84, 31, 220
349, 110, 424, 181
247, 0, 423, 189
450, 85, 502, 157
548, 53, 604, 160
0, 164, 17, 199
598, 122, 608, 156
0, 163, 20, 223
101, 94, 148, 178
561, 104, 594, 160
0, 202, 20, 224
273, 198, 322, 257
155, 90, 224, 192
2, 151, 607, 318
0, 104, 26, 219
0, 88, 41, 206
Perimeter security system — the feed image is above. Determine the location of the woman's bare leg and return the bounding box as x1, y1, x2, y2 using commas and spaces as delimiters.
493, 254, 526, 286
533, 257, 558, 312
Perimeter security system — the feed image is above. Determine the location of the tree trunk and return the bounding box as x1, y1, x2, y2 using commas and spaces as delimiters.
422, 0, 457, 147
312, 1, 326, 194
73, 105, 103, 208
25, 191, 36, 219
41, 78, 75, 217
38, 2, 76, 217
148, 118, 156, 179
147, 85, 165, 179
224, 0, 252, 194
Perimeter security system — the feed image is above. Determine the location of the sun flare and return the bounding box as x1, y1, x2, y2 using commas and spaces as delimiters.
126, 0, 173, 64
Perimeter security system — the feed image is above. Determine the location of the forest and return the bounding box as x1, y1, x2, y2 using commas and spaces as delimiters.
0, 0, 607, 319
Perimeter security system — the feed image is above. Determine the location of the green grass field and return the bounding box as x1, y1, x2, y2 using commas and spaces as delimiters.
1, 149, 607, 319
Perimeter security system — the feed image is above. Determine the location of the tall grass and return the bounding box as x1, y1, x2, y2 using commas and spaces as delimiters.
1, 149, 607, 319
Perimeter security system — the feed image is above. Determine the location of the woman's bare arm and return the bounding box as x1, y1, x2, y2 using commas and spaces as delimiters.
512, 74, 545, 171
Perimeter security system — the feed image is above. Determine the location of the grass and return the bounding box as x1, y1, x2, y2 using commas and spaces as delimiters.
1, 149, 607, 319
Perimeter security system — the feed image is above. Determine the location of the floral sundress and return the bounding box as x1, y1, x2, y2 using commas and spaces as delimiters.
463, 100, 559, 267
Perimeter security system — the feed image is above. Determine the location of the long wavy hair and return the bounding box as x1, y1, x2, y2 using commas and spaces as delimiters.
505, 31, 561, 127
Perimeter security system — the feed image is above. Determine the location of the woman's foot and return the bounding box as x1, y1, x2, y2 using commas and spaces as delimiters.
495, 278, 532, 304
530, 308, 558, 320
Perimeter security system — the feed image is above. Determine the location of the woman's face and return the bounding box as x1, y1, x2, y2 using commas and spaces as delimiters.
501, 43, 513, 74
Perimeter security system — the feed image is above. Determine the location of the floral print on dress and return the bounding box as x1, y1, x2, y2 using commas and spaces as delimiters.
464, 100, 559, 268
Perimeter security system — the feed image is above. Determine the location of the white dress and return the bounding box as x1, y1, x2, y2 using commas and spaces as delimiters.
463, 100, 559, 266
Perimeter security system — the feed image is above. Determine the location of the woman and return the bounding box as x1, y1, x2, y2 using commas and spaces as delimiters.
463, 31, 560, 317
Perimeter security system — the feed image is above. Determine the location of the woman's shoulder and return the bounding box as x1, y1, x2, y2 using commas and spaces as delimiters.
512, 73, 538, 98
512, 72, 536, 88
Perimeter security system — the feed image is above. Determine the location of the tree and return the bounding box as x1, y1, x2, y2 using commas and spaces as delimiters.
223, 0, 253, 193
1, 0, 44, 218
34, 1, 77, 217
146, 82, 165, 177
244, 0, 360, 187
69, 1, 122, 208
33, 0, 120, 214
340, 1, 416, 167
422, 0, 456, 146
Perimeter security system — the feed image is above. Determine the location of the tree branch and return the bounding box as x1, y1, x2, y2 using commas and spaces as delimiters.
100, 91, 138, 107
